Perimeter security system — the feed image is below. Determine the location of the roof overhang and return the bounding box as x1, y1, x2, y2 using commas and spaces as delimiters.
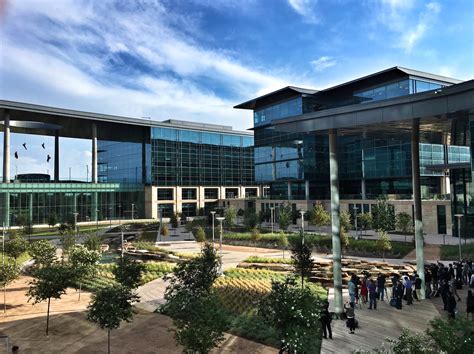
234, 86, 317, 110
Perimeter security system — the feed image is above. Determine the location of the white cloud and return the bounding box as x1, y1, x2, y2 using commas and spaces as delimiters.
374, 0, 441, 53
288, 0, 319, 24
310, 56, 336, 72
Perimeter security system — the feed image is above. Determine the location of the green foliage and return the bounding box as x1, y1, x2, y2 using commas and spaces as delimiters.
440, 242, 474, 260
5, 233, 28, 264
224, 207, 237, 228
112, 257, 145, 289
259, 277, 322, 353
185, 221, 193, 234
28, 240, 57, 267
291, 232, 314, 287
385, 328, 435, 354
237, 208, 245, 217
87, 285, 139, 353
251, 227, 261, 247
194, 226, 206, 243
160, 224, 169, 237
375, 230, 392, 260
278, 203, 292, 231
0, 262, 20, 287
258, 209, 270, 226
69, 245, 101, 273
84, 233, 101, 252
48, 213, 59, 228
58, 222, 74, 235
243, 208, 258, 230
278, 232, 289, 258
59, 231, 76, 257
427, 317, 474, 353
340, 210, 352, 230
372, 198, 396, 231
340, 226, 351, 248
170, 213, 179, 229
358, 212, 373, 231
243, 256, 293, 264
396, 212, 413, 242
310, 202, 330, 230
162, 243, 225, 353
16, 213, 30, 228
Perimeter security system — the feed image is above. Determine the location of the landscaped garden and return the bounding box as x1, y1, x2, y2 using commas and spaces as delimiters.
440, 242, 474, 260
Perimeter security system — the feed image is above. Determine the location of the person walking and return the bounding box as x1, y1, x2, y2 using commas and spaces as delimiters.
447, 291, 457, 319
368, 279, 377, 310
449, 278, 462, 302
348, 276, 356, 305
405, 276, 413, 305
463, 261, 471, 286
377, 273, 386, 301
425, 268, 432, 299
440, 280, 449, 311
467, 290, 474, 320
360, 279, 368, 305
344, 301, 356, 334
320, 302, 332, 339
394, 279, 404, 310
414, 274, 422, 301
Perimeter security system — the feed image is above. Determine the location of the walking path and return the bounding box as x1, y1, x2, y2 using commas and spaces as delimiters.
403, 243, 440, 261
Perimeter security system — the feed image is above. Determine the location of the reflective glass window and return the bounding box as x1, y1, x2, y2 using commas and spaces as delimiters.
202, 132, 221, 145
179, 130, 200, 143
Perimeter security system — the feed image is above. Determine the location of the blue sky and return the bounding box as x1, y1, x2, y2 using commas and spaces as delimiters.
1, 0, 473, 179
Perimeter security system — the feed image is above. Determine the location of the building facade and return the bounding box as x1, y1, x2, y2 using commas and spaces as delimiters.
0, 102, 259, 226
236, 67, 474, 236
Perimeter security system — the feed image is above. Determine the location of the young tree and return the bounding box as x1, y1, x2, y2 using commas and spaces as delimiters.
243, 208, 258, 231
291, 232, 314, 289
250, 227, 261, 251
193, 226, 206, 246
310, 202, 330, 233
259, 277, 322, 353
87, 285, 139, 354
170, 213, 179, 229
278, 203, 292, 232
112, 257, 145, 289
161, 243, 226, 353
278, 232, 289, 259
257, 209, 270, 227
59, 231, 76, 259
48, 213, 59, 229
340, 226, 351, 250
28, 240, 57, 268
372, 198, 396, 231
375, 230, 392, 261
69, 245, 101, 300
340, 210, 352, 231
160, 224, 169, 238
0, 263, 20, 312
224, 207, 237, 229
5, 233, 28, 266
27, 264, 73, 335
84, 233, 101, 252
358, 212, 373, 237
396, 212, 413, 242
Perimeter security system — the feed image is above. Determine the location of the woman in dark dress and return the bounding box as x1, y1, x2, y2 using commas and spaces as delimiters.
467, 290, 474, 320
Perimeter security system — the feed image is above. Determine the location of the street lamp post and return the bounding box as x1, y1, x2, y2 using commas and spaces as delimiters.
73, 212, 79, 241
210, 211, 216, 244
108, 207, 112, 229
270, 207, 274, 235
216, 217, 225, 275
131, 204, 135, 221
96, 209, 100, 237
300, 210, 305, 233
353, 207, 359, 240
455, 214, 463, 261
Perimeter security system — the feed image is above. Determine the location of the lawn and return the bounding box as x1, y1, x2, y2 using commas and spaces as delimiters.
0, 251, 30, 265
440, 242, 474, 260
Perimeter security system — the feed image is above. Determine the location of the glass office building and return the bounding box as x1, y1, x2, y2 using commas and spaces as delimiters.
236, 66, 474, 236
0, 101, 257, 226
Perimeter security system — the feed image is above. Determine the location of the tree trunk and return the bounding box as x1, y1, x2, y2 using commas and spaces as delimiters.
78, 282, 82, 301
46, 297, 51, 336
108, 329, 111, 354
3, 285, 6, 313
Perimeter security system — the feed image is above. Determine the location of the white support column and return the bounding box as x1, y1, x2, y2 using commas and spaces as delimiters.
329, 129, 343, 316
91, 123, 97, 183
305, 180, 310, 200
3, 111, 10, 183
411, 119, 425, 299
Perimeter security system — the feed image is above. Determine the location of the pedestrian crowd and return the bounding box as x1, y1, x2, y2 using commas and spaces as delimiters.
323, 259, 474, 338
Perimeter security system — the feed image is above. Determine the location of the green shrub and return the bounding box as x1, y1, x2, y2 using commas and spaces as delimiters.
243, 256, 293, 264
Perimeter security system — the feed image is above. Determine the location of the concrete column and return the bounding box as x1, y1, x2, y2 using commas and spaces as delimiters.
329, 129, 343, 315
92, 192, 98, 221
305, 180, 310, 200
3, 111, 10, 183
28, 193, 33, 223
54, 130, 60, 182
92, 123, 97, 183
361, 180, 366, 200
411, 119, 426, 299
287, 182, 292, 200
3, 192, 10, 227
73, 193, 77, 213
